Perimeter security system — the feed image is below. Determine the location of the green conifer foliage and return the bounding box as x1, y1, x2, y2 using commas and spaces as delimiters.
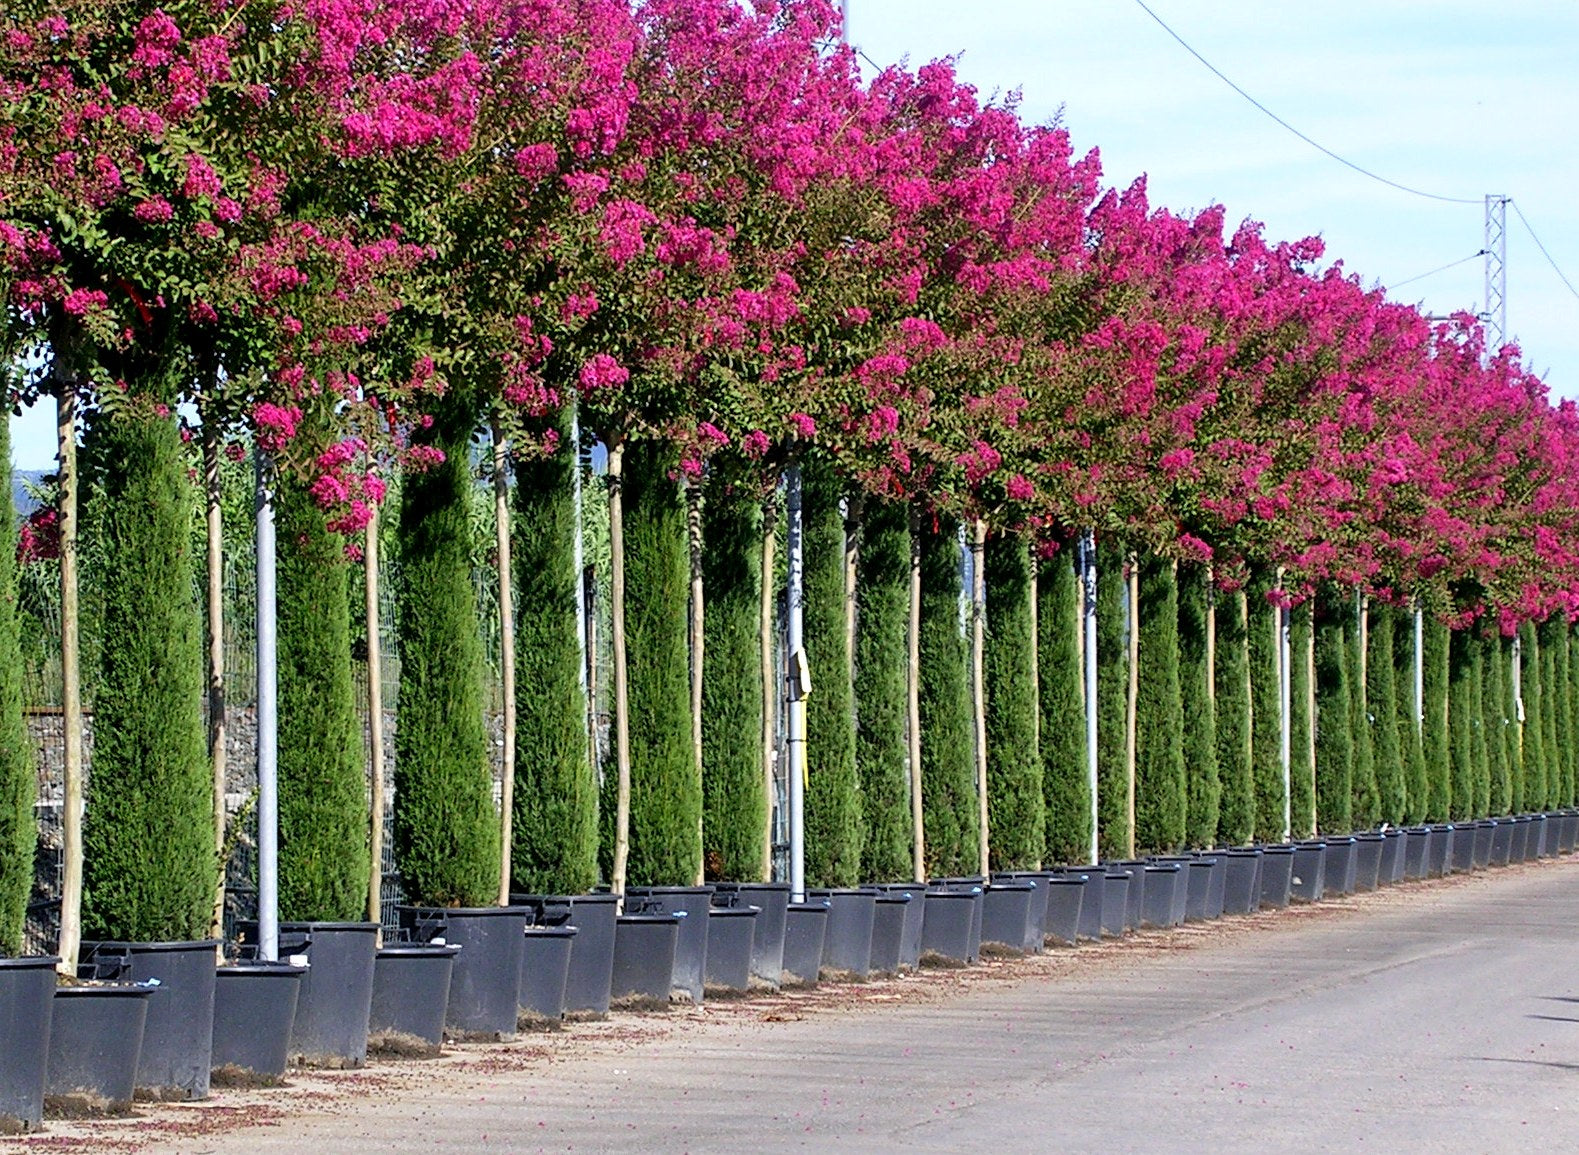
1398, 611, 1429, 822
1246, 570, 1284, 842
1447, 630, 1477, 821
854, 499, 912, 881
1214, 587, 1254, 846
1367, 602, 1404, 825
919, 513, 978, 875
83, 408, 213, 941
1095, 549, 1131, 858
1485, 634, 1511, 815
1313, 604, 1353, 834
1567, 625, 1579, 806
0, 414, 35, 954
1422, 616, 1451, 822
801, 456, 861, 886
1178, 563, 1219, 848
618, 440, 700, 886
1516, 622, 1540, 812
1349, 600, 1378, 830
276, 477, 367, 921
511, 422, 598, 895
1038, 547, 1091, 863
984, 534, 1043, 870
1134, 555, 1185, 853
1288, 602, 1315, 839
1548, 620, 1573, 809
1540, 621, 1561, 810
395, 407, 499, 907
1471, 634, 1491, 817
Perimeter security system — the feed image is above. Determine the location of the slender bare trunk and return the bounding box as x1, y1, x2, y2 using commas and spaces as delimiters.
365, 495, 385, 938
1238, 589, 1252, 773
1029, 550, 1041, 869
608, 443, 631, 900
494, 428, 517, 904
759, 498, 778, 882
1357, 590, 1369, 701
1305, 612, 1317, 834
1205, 567, 1216, 705
56, 379, 83, 977
204, 425, 227, 948
844, 493, 862, 675
687, 481, 705, 886
1125, 554, 1138, 858
970, 520, 990, 877
907, 504, 926, 881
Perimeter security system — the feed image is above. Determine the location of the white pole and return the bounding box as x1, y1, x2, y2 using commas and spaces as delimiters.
255, 450, 279, 961
786, 465, 806, 901
1080, 530, 1099, 865
1279, 603, 1291, 843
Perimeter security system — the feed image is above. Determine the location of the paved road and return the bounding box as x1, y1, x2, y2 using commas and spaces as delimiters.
149, 860, 1579, 1153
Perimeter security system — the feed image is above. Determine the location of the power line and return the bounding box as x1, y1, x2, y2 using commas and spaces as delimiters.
1130, 0, 1481, 206
1510, 200, 1579, 305
1389, 250, 1489, 290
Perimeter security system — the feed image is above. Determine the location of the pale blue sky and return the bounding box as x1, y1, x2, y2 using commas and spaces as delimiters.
12, 1, 1578, 468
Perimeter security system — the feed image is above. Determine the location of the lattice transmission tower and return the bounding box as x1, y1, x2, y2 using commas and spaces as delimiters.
1484, 194, 1509, 352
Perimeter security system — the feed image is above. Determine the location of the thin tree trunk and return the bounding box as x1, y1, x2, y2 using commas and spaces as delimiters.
1205, 569, 1216, 705
1306, 610, 1317, 834
57, 378, 83, 977
1125, 554, 1139, 858
760, 498, 778, 881
971, 520, 990, 876
907, 504, 926, 881
608, 443, 632, 900
1238, 588, 1252, 778
494, 428, 517, 904
365, 495, 385, 936
687, 480, 705, 886
204, 425, 227, 947
845, 493, 862, 675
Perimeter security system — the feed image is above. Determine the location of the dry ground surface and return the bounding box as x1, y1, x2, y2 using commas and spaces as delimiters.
13, 856, 1579, 1154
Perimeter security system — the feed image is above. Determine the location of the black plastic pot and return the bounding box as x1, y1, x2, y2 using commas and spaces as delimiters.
210, 962, 304, 1083
1512, 815, 1535, 863
1378, 829, 1405, 882
1258, 846, 1295, 909
1449, 824, 1477, 873
1532, 814, 1552, 858
1221, 850, 1262, 915
713, 882, 790, 988
809, 888, 878, 980
1470, 820, 1494, 869
1560, 811, 1579, 855
867, 883, 928, 968
1148, 857, 1194, 926
1039, 877, 1087, 946
1114, 861, 1149, 931
626, 886, 713, 1004
1138, 865, 1181, 928
241, 921, 377, 1068
703, 907, 759, 994
368, 944, 459, 1056
868, 894, 911, 976
1352, 834, 1385, 892
519, 926, 577, 1024
549, 894, 617, 1017
399, 907, 525, 1041
1324, 837, 1357, 896
1056, 868, 1104, 942
1290, 842, 1327, 904
1402, 827, 1431, 879
1426, 824, 1454, 877
79, 939, 218, 1100
1099, 871, 1131, 936
1489, 818, 1514, 866
1183, 857, 1220, 922
45, 983, 153, 1117
780, 901, 829, 987
0, 956, 56, 1130
930, 879, 986, 958
611, 912, 682, 1006
991, 873, 1053, 952
980, 882, 1037, 953
921, 887, 980, 964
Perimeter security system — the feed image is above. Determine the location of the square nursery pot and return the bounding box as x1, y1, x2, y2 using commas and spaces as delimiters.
1323, 837, 1358, 896
1036, 875, 1087, 947
1561, 811, 1579, 855
921, 886, 981, 965
210, 961, 305, 1085
868, 883, 929, 969
1531, 814, 1552, 858
980, 881, 1038, 954
1138, 865, 1182, 928
1099, 871, 1131, 937
1221, 850, 1263, 915
241, 921, 376, 1069
1426, 825, 1454, 877
1489, 817, 1514, 866
712, 882, 790, 988
1352, 834, 1385, 892
1113, 862, 1149, 932
1257, 847, 1295, 909
780, 901, 830, 988
399, 907, 526, 1041
514, 894, 617, 1018
1055, 868, 1106, 942
1183, 857, 1223, 922
703, 906, 759, 995
1471, 820, 1495, 869
46, 982, 155, 1118
611, 911, 682, 1007
993, 873, 1054, 953
626, 886, 714, 1004
1403, 827, 1432, 880
868, 893, 912, 976
931, 878, 987, 957
0, 956, 57, 1131
368, 944, 460, 1058
1513, 815, 1536, 863
1148, 857, 1193, 926
1289, 843, 1327, 904
809, 888, 878, 980
518, 926, 577, 1026
1380, 829, 1407, 882
1451, 824, 1478, 873
79, 939, 219, 1100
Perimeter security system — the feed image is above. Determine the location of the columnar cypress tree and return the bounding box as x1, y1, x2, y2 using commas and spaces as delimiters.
1516, 622, 1540, 812
1349, 598, 1378, 830
616, 439, 700, 886
1540, 620, 1561, 810
855, 498, 912, 881
919, 512, 978, 875
0, 413, 35, 954
1096, 548, 1130, 858
1471, 634, 1491, 818
1398, 611, 1429, 822
1038, 546, 1091, 863
1246, 568, 1284, 842
1178, 563, 1219, 848
1215, 586, 1254, 845
512, 421, 598, 895
83, 405, 213, 941
1447, 630, 1476, 821
1134, 554, 1185, 853
1544, 618, 1570, 809
1289, 602, 1315, 839
1368, 602, 1404, 826
802, 454, 861, 885
984, 534, 1042, 870
276, 476, 367, 921
1313, 603, 1353, 834
1567, 624, 1579, 806
395, 406, 499, 907
1486, 634, 1511, 815
1421, 616, 1451, 822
